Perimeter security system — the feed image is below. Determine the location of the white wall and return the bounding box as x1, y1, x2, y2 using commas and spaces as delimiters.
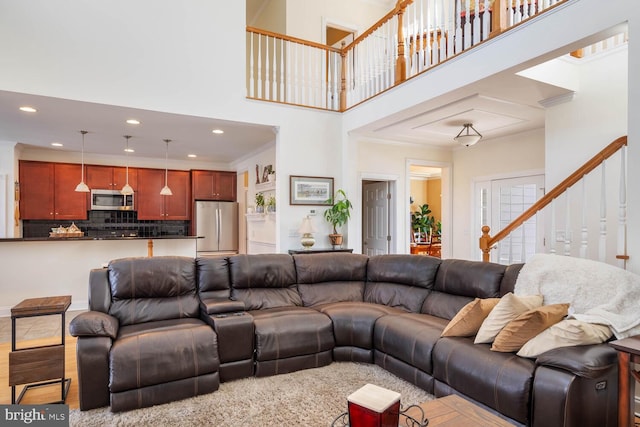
452, 128, 545, 260
0, 141, 17, 237
627, 2, 640, 273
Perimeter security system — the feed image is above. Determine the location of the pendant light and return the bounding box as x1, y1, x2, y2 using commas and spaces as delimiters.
160, 139, 173, 196
121, 135, 134, 195
75, 130, 90, 192
454, 123, 483, 147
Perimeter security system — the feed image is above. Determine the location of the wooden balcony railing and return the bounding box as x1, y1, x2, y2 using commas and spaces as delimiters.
479, 136, 628, 267
246, 0, 569, 111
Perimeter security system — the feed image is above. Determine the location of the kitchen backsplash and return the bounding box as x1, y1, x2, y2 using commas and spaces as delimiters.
23, 210, 189, 238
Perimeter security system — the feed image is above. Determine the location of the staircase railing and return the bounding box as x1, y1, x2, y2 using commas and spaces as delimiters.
246, 0, 569, 111
479, 136, 628, 268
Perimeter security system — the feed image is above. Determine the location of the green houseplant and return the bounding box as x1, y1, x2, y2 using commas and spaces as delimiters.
255, 192, 265, 213
323, 189, 353, 247
411, 203, 435, 242
267, 195, 276, 213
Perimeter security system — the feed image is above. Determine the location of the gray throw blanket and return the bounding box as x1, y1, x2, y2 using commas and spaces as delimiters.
514, 253, 640, 339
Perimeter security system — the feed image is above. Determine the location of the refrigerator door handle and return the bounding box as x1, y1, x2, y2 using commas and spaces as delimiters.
217, 208, 221, 248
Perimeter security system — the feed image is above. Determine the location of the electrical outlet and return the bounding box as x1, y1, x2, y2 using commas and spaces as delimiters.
308, 209, 317, 216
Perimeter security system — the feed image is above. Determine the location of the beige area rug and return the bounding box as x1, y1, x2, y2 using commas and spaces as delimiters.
70, 362, 433, 426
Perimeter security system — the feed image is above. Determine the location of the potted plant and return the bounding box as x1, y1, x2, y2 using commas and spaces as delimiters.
255, 192, 265, 213
411, 204, 435, 242
323, 189, 353, 248
267, 195, 276, 213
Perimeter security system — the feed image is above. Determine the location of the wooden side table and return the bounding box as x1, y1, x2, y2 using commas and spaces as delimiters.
9, 295, 72, 404
610, 336, 640, 427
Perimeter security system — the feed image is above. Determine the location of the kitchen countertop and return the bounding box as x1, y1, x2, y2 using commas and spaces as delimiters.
0, 236, 202, 242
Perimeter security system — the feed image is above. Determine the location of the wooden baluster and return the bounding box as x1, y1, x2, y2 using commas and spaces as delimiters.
273, 36, 278, 102
257, 34, 262, 99
473, 0, 481, 45
249, 32, 255, 98
464, 0, 472, 49
455, 0, 463, 52
564, 189, 571, 256
280, 38, 285, 102
482, 0, 491, 41
550, 198, 557, 254
438, 0, 446, 61
265, 34, 270, 99
514, 0, 522, 24
395, 0, 407, 84
580, 176, 588, 258
480, 225, 491, 262
599, 162, 607, 262
491, 0, 507, 37
618, 146, 628, 268
522, 0, 529, 20
340, 41, 347, 111
286, 41, 291, 103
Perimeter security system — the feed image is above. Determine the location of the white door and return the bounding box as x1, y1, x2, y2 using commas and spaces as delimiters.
362, 181, 390, 255
482, 175, 545, 264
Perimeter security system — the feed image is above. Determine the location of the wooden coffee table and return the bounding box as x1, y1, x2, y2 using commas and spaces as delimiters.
403, 394, 514, 426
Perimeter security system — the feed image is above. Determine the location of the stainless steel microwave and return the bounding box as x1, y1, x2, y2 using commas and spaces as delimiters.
91, 189, 134, 211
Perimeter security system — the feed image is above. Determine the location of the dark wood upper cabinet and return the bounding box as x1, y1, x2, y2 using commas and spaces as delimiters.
86, 165, 137, 191
192, 170, 236, 201
19, 161, 87, 220
137, 168, 190, 220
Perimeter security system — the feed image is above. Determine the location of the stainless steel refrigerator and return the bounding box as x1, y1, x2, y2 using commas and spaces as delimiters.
195, 201, 239, 256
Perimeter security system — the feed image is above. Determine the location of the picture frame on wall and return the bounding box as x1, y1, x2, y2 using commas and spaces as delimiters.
262, 165, 273, 183
289, 175, 334, 205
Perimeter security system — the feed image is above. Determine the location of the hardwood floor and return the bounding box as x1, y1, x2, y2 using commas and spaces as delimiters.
0, 336, 79, 409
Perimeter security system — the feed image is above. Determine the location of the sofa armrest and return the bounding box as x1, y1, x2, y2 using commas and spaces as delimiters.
200, 298, 246, 315
535, 343, 618, 379
69, 311, 119, 339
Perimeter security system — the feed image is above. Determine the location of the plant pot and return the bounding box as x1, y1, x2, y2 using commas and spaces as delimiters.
328, 233, 343, 248
256, 206, 264, 213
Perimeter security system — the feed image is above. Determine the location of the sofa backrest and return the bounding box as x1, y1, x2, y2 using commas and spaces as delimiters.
294, 253, 369, 306
197, 256, 232, 300
421, 259, 506, 319
228, 254, 301, 310
107, 256, 200, 326
365, 255, 442, 312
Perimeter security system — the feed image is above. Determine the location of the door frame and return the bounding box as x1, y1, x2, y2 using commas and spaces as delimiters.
406, 159, 452, 258
357, 172, 397, 254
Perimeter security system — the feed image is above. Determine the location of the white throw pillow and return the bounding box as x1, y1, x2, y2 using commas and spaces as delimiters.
474, 293, 543, 344
517, 319, 612, 358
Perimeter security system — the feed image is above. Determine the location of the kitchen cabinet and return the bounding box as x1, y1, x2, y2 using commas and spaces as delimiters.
192, 170, 236, 201
137, 168, 190, 220
19, 161, 87, 220
86, 165, 137, 192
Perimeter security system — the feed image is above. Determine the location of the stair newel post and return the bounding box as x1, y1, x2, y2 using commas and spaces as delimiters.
479, 225, 492, 262
490, 0, 507, 37
395, 1, 408, 84
339, 41, 347, 111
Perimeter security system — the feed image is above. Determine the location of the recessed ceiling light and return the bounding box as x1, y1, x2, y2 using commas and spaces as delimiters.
124, 148, 135, 153
19, 106, 37, 113
51, 142, 63, 147
188, 154, 197, 158
126, 119, 140, 125
212, 129, 224, 134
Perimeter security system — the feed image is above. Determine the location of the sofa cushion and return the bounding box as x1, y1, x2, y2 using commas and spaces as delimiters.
109, 318, 219, 393
441, 298, 500, 337
250, 307, 334, 361
517, 320, 613, 358
491, 303, 570, 352
229, 254, 301, 309
294, 253, 368, 306
474, 293, 543, 344
197, 256, 232, 300
108, 257, 200, 326
374, 313, 448, 374
318, 302, 403, 349
432, 337, 536, 425
365, 255, 441, 312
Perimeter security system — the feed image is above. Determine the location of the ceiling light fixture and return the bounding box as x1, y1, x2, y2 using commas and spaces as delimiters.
75, 130, 90, 192
19, 106, 37, 113
121, 135, 134, 195
51, 142, 63, 147
454, 123, 482, 147
188, 154, 197, 158
160, 139, 173, 196
212, 129, 224, 134
126, 119, 140, 125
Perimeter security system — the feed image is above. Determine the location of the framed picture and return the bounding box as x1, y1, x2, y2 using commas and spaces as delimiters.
289, 175, 334, 205
262, 165, 273, 183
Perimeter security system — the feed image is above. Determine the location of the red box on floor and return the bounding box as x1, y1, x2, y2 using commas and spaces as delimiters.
347, 384, 401, 427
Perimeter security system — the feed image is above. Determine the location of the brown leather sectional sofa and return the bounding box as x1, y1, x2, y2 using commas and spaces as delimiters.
69, 253, 619, 426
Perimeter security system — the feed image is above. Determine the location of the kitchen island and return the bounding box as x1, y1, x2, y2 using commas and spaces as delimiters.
0, 236, 199, 316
